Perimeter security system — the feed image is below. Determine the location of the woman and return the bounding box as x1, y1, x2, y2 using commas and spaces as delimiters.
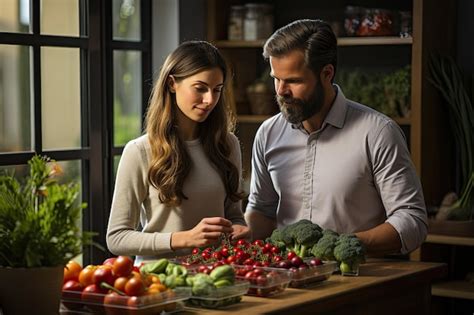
107, 41, 249, 263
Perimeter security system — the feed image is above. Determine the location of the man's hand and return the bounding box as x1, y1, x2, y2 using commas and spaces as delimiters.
230, 224, 251, 240
245, 210, 277, 241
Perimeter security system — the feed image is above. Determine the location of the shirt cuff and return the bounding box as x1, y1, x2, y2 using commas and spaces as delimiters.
386, 212, 427, 254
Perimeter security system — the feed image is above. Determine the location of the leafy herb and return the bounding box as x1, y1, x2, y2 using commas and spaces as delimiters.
0, 155, 95, 267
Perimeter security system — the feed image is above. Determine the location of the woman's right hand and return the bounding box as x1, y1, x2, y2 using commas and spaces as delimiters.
170, 217, 233, 249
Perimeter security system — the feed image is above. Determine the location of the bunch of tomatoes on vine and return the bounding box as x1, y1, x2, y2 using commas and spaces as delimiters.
182, 239, 322, 270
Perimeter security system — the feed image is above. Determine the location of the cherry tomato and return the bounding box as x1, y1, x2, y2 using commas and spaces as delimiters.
64, 260, 82, 283
191, 247, 200, 255
78, 265, 98, 287
81, 284, 107, 304
102, 257, 117, 267
287, 251, 297, 260
212, 251, 222, 260
220, 246, 230, 257
201, 251, 211, 260
62, 280, 83, 298
270, 246, 281, 254
226, 255, 237, 264
112, 256, 134, 277
114, 276, 129, 293
252, 240, 264, 247
92, 266, 115, 286
236, 239, 248, 247
124, 277, 145, 296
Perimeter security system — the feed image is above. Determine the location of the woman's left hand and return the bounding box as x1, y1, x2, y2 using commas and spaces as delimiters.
231, 224, 251, 240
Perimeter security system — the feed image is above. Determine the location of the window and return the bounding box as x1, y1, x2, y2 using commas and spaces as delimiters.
0, 0, 152, 264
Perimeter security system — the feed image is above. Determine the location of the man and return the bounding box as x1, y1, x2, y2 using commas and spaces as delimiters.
245, 19, 427, 255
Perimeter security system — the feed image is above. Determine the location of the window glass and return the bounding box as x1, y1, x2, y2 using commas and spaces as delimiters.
113, 50, 142, 146
0, 0, 31, 33
113, 0, 141, 41
40, 0, 80, 37
41, 47, 81, 150
0, 44, 32, 152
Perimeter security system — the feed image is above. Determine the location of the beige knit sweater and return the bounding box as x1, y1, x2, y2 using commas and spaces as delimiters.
106, 134, 246, 262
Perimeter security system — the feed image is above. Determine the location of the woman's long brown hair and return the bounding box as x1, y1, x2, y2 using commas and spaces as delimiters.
145, 41, 243, 206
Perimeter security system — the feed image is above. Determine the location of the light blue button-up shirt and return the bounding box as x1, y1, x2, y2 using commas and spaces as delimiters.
246, 86, 427, 254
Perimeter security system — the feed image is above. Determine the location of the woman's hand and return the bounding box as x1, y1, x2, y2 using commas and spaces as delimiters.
231, 224, 251, 241
171, 217, 233, 249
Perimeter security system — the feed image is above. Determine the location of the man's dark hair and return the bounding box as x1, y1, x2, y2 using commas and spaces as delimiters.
263, 19, 337, 81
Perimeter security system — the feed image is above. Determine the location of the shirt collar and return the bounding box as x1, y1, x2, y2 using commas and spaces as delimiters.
324, 84, 347, 129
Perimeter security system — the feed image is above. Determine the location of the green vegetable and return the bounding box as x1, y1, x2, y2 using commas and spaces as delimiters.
311, 229, 339, 261
191, 273, 216, 296
210, 265, 234, 282
293, 223, 323, 257
269, 219, 323, 257
140, 258, 169, 274
213, 279, 232, 288
333, 234, 366, 275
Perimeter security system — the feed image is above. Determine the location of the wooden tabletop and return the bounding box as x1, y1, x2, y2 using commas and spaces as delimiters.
180, 259, 447, 315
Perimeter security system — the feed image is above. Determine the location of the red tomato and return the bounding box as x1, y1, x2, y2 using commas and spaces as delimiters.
252, 240, 264, 247
124, 277, 145, 296
78, 265, 98, 287
226, 255, 237, 264
64, 260, 82, 283
112, 256, 134, 277
220, 246, 230, 257
270, 246, 281, 254
191, 247, 200, 255
114, 276, 129, 293
81, 284, 107, 304
62, 280, 83, 298
92, 266, 115, 286
102, 257, 117, 266
212, 251, 222, 260
286, 251, 297, 260
236, 239, 248, 247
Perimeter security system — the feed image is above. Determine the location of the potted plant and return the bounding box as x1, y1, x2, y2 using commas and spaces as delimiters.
428, 54, 474, 236
0, 155, 94, 314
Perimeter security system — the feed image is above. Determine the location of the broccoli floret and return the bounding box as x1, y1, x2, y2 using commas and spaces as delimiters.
311, 229, 339, 260
293, 223, 323, 257
333, 234, 366, 275
269, 228, 287, 250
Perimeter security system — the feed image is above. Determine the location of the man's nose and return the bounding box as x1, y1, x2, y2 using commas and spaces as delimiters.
276, 81, 289, 96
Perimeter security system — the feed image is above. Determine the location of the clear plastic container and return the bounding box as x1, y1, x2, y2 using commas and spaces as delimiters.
186, 280, 249, 309
61, 288, 190, 315
234, 265, 291, 297
288, 260, 337, 287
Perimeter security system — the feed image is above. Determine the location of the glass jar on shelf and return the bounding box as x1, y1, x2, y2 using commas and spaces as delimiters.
259, 4, 274, 39
228, 5, 245, 40
244, 3, 260, 41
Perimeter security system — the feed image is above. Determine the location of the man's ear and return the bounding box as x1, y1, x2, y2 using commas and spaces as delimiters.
168, 75, 176, 93
320, 64, 335, 83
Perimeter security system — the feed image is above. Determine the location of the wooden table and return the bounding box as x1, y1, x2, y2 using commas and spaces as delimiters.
181, 259, 447, 315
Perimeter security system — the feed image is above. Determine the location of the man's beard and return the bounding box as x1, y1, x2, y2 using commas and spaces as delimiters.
277, 81, 325, 124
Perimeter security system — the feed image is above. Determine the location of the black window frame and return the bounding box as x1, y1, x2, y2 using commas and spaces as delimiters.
0, 0, 152, 265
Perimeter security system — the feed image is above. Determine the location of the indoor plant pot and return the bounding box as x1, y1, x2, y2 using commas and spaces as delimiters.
0, 156, 93, 315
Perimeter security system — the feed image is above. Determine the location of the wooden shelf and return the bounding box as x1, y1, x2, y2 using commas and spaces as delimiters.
337, 36, 413, 46
432, 280, 474, 300
425, 234, 474, 246
237, 115, 272, 123
214, 37, 412, 49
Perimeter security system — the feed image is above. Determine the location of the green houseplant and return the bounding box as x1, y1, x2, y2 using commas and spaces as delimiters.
429, 54, 474, 226
0, 155, 94, 314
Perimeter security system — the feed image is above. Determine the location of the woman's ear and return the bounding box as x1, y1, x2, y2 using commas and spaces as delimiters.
168, 75, 176, 93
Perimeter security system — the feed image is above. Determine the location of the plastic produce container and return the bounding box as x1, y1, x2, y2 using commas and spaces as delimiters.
289, 260, 337, 287
186, 280, 249, 309
61, 288, 190, 315
233, 265, 292, 297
